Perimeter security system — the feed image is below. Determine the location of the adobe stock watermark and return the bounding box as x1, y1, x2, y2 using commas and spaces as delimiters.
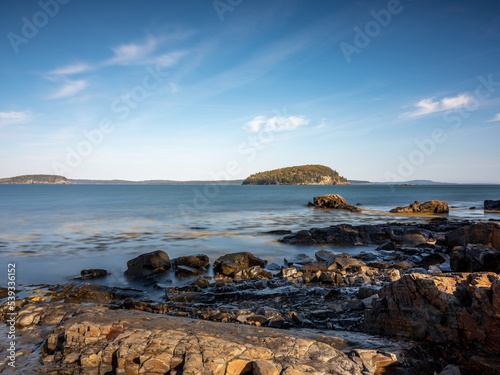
7, 0, 71, 54
51, 65, 169, 175
339, 0, 411, 64
6, 263, 17, 368
178, 108, 287, 221
384, 73, 500, 184
213, 0, 243, 21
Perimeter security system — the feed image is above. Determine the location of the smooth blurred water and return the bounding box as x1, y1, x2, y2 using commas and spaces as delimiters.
0, 184, 499, 287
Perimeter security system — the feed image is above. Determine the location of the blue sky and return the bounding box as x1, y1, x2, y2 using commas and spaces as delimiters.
1, 0, 499, 183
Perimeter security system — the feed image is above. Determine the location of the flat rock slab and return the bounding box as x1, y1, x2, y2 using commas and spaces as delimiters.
3, 303, 363, 375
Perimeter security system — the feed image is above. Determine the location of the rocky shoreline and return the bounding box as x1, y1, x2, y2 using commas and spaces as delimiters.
1, 215, 500, 374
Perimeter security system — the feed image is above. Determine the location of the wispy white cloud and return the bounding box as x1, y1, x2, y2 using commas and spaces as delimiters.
0, 111, 31, 126
44, 36, 188, 99
49, 63, 92, 75
48, 80, 88, 99
486, 113, 500, 122
102, 37, 187, 67
244, 115, 310, 132
401, 93, 473, 118
104, 37, 158, 66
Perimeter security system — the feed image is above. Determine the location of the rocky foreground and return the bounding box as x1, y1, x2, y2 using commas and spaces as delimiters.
1, 220, 500, 374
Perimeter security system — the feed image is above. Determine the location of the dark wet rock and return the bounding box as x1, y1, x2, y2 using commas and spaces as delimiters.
265, 262, 282, 271
48, 283, 147, 304
445, 222, 500, 251
335, 256, 366, 270
281, 221, 473, 247
191, 277, 211, 288
284, 253, 315, 267
319, 271, 343, 284
309, 194, 362, 212
419, 252, 449, 268
450, 244, 500, 273
175, 265, 204, 277
485, 199, 500, 211
315, 249, 337, 263
124, 250, 171, 278
282, 230, 316, 245
361, 294, 379, 309
80, 269, 108, 279
375, 242, 397, 251
394, 230, 428, 246
264, 229, 292, 235
392, 261, 414, 270
213, 251, 267, 276
302, 272, 321, 283
366, 272, 500, 355
390, 200, 449, 214
234, 266, 272, 279
358, 286, 380, 299
300, 261, 331, 273
173, 254, 209, 269
344, 299, 364, 311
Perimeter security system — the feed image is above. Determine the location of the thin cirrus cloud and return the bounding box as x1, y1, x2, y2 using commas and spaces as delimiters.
244, 115, 310, 132
0, 111, 30, 127
47, 80, 88, 99
486, 113, 500, 122
400, 93, 473, 118
48, 63, 93, 76
45, 36, 187, 100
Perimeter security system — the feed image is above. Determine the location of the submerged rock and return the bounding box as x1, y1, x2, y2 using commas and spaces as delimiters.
80, 269, 108, 279
390, 200, 449, 214
485, 199, 500, 211
124, 250, 171, 278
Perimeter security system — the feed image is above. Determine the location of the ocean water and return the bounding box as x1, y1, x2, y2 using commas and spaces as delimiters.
1, 184, 499, 289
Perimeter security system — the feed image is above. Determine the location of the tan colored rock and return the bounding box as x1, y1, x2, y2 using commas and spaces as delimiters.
253, 359, 282, 375
366, 272, 500, 354
226, 358, 253, 374
7, 302, 362, 374
390, 200, 449, 214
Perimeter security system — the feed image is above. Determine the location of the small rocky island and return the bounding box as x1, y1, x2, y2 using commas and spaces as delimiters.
242, 165, 350, 185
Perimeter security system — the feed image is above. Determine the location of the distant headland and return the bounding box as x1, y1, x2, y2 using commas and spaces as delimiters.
0, 172, 489, 185
0, 174, 72, 184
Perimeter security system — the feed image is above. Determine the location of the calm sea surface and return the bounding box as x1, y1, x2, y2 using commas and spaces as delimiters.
1, 184, 499, 288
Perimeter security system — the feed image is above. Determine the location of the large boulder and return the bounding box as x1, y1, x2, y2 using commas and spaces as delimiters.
213, 252, 267, 276
450, 244, 500, 273
365, 272, 500, 354
390, 200, 449, 214
445, 223, 500, 251
309, 194, 361, 212
485, 200, 500, 211
124, 250, 171, 278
